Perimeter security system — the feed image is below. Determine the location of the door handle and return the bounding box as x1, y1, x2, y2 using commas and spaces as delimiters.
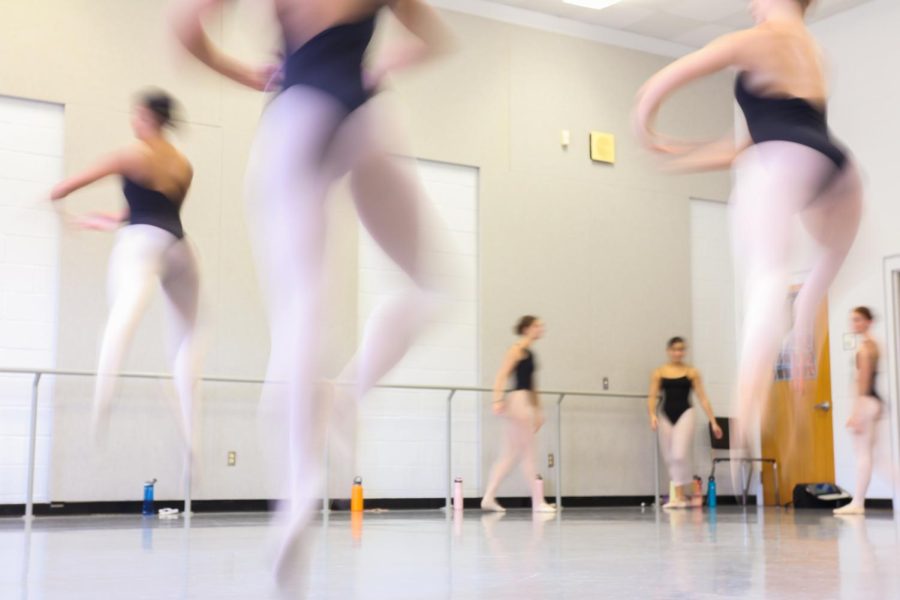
814, 402, 832, 412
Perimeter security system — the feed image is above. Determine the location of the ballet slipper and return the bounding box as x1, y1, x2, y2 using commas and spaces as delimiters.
833, 503, 865, 516
480, 498, 506, 512
532, 502, 556, 513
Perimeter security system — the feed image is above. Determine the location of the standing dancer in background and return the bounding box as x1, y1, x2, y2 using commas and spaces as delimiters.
647, 337, 723, 508
634, 0, 862, 446
481, 316, 555, 513
835, 307, 882, 515
171, 0, 456, 583
50, 90, 202, 480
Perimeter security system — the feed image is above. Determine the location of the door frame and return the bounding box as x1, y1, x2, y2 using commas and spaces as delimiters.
881, 255, 900, 509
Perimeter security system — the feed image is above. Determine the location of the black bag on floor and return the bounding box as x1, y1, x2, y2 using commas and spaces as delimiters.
792, 482, 851, 509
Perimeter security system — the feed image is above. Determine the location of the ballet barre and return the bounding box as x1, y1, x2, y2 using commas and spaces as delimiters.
0, 368, 651, 519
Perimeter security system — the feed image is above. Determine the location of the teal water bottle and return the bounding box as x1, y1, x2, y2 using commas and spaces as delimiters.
707, 476, 717, 508
142, 479, 157, 516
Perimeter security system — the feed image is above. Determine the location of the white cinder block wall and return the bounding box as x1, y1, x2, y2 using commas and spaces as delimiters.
0, 96, 64, 503
689, 199, 739, 496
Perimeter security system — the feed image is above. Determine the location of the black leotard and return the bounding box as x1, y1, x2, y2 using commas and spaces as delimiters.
660, 376, 693, 425
281, 14, 377, 115
856, 352, 881, 401
122, 177, 184, 239
735, 72, 847, 170
513, 349, 536, 391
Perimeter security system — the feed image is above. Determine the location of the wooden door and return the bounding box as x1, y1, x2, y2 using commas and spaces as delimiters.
761, 300, 836, 506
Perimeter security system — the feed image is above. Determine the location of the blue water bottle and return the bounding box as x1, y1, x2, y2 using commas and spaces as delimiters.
142, 479, 157, 516
707, 476, 717, 508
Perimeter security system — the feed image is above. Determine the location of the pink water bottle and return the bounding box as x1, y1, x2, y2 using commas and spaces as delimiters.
532, 474, 545, 503
453, 477, 464, 511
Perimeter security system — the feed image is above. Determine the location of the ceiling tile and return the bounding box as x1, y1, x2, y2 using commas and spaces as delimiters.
622, 11, 707, 39
577, 4, 657, 28
663, 0, 748, 23
671, 22, 735, 48
474, 0, 876, 44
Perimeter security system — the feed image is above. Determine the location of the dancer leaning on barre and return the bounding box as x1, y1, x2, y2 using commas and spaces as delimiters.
835, 307, 883, 516
481, 316, 556, 513
49, 90, 202, 474
171, 0, 456, 583
648, 337, 723, 509
634, 0, 862, 446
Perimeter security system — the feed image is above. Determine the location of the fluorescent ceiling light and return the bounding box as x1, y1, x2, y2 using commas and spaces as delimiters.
563, 0, 623, 9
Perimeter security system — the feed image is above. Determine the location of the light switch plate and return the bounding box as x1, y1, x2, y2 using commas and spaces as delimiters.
590, 131, 616, 164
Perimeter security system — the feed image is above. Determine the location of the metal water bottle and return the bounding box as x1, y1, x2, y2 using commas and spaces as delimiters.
453, 477, 464, 511
707, 476, 717, 508
351, 476, 364, 512
142, 479, 157, 516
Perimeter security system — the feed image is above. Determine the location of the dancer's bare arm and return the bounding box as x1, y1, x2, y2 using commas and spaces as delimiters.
634, 31, 752, 153
51, 147, 143, 200
647, 369, 661, 431
493, 346, 521, 412
691, 369, 723, 439
170, 0, 276, 90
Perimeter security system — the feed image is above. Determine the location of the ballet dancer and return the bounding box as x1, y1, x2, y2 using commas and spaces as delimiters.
834, 307, 882, 515
634, 0, 862, 445
481, 316, 555, 513
647, 337, 723, 508
50, 90, 202, 469
171, 0, 456, 582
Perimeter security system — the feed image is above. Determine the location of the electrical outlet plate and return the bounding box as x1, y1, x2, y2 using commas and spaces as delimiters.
548, 453, 555, 468
227, 451, 237, 466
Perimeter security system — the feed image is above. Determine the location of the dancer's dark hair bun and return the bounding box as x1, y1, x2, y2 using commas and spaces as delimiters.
137, 89, 179, 128
515, 315, 538, 335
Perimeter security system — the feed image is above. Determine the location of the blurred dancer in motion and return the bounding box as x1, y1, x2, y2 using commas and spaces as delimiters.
482, 316, 555, 513
171, 0, 456, 584
634, 0, 862, 446
50, 90, 201, 473
647, 337, 723, 508
835, 307, 882, 515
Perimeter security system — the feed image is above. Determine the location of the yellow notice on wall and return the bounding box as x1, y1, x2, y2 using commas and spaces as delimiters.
590, 131, 616, 164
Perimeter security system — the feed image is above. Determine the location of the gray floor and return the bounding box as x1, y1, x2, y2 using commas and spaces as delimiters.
1, 507, 899, 599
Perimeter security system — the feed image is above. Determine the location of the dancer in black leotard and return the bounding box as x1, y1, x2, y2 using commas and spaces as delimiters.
635, 0, 862, 445
835, 307, 883, 515
648, 338, 723, 508
172, 0, 455, 585
50, 90, 201, 485
482, 316, 555, 513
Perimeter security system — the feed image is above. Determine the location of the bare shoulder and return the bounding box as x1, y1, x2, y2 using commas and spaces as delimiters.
506, 344, 525, 361
861, 339, 880, 360
119, 143, 153, 179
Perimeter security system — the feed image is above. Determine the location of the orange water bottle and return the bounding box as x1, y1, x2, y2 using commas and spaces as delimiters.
351, 476, 364, 512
